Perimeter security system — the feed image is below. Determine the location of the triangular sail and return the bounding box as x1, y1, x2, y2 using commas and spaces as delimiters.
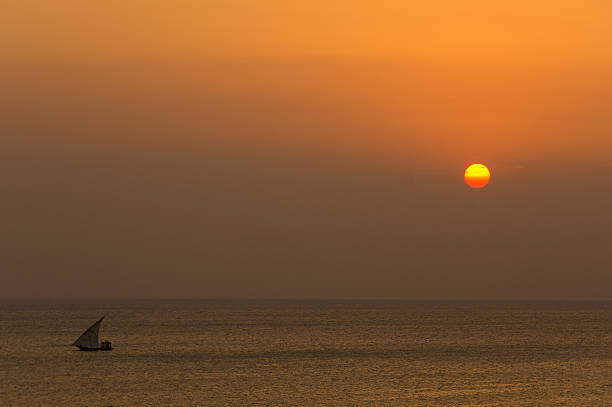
73, 316, 104, 348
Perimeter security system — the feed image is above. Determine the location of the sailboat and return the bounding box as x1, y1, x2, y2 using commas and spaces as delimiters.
73, 316, 113, 351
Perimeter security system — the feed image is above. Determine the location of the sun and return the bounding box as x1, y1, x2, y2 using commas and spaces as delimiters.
464, 163, 490, 188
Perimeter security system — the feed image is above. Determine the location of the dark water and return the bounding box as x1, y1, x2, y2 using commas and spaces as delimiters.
1, 300, 611, 406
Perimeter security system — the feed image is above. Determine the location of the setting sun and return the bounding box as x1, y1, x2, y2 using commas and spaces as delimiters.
464, 163, 491, 188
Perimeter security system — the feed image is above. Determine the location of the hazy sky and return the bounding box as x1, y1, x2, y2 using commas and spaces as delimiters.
1, 1, 611, 299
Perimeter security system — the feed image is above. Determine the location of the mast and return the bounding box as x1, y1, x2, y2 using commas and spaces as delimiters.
73, 316, 104, 349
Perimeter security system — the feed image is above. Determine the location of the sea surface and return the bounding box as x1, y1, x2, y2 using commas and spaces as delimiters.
1, 300, 611, 406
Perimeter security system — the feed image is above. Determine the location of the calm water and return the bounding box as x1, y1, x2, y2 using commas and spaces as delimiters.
1, 300, 611, 406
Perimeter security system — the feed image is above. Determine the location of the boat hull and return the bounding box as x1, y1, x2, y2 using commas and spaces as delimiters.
76, 345, 113, 351
76, 346, 99, 351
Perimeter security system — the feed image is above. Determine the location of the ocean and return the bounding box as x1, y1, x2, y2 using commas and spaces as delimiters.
1, 300, 610, 406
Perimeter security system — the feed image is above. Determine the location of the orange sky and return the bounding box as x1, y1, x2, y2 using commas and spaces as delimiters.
3, 1, 612, 168
1, 1, 611, 298
3, 1, 612, 62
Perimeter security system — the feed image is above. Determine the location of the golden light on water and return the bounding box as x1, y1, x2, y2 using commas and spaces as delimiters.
464, 163, 491, 189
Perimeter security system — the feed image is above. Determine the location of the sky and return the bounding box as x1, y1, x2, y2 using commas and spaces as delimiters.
1, 1, 611, 299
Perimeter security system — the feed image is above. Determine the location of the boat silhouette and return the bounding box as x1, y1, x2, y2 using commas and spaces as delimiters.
73, 316, 113, 351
